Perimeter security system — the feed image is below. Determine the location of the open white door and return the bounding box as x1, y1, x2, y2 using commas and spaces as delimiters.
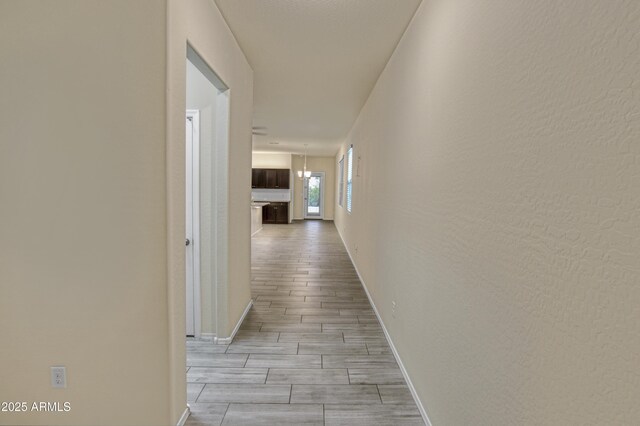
185, 111, 201, 337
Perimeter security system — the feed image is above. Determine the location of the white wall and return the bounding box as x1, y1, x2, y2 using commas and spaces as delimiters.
0, 1, 253, 424
0, 1, 169, 425
252, 152, 291, 168
167, 0, 254, 422
334, 1, 640, 425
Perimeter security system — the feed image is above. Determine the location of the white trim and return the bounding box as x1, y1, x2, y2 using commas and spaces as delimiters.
303, 171, 325, 219
214, 299, 253, 345
338, 155, 344, 207
199, 333, 215, 341
336, 226, 432, 426
289, 171, 294, 223
346, 145, 353, 213
213, 88, 230, 341
186, 109, 202, 339
187, 43, 230, 345
176, 406, 190, 426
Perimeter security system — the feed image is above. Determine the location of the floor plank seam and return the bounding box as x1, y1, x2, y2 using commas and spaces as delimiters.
185, 222, 423, 425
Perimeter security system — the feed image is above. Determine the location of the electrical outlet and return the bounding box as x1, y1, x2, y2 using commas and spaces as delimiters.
51, 366, 66, 388
392, 301, 397, 318
354, 244, 358, 254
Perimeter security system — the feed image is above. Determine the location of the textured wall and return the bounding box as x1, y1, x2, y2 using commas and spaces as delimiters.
0, 1, 169, 425
252, 152, 292, 169
334, 1, 640, 424
167, 0, 254, 422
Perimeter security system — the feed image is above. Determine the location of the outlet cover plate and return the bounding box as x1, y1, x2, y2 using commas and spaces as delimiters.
51, 366, 66, 388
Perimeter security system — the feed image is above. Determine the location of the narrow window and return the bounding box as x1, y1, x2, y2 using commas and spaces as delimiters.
338, 156, 344, 207
346, 145, 353, 213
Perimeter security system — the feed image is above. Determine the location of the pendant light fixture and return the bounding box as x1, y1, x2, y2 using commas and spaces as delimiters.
297, 144, 312, 178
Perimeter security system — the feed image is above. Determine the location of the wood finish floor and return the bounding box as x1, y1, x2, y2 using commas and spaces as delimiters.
185, 220, 424, 426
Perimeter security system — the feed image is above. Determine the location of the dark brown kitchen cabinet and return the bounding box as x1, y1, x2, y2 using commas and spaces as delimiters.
275, 203, 288, 223
252, 168, 266, 188
275, 169, 290, 189
252, 168, 289, 189
262, 204, 274, 223
262, 202, 289, 224
265, 169, 278, 188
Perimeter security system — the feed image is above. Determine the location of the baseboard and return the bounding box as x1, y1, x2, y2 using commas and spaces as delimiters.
176, 406, 190, 426
199, 332, 215, 341
251, 226, 263, 237
336, 226, 433, 426
214, 298, 253, 345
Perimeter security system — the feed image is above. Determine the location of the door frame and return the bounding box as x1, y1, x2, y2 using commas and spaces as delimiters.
186, 44, 232, 343
303, 171, 325, 219
186, 109, 201, 338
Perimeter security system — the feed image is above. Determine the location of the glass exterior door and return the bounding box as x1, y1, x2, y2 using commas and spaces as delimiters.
304, 172, 323, 218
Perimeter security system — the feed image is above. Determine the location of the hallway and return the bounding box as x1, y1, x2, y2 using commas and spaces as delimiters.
185, 221, 423, 425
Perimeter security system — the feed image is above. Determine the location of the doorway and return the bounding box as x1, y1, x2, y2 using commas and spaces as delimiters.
185, 44, 230, 340
185, 110, 200, 337
303, 172, 325, 219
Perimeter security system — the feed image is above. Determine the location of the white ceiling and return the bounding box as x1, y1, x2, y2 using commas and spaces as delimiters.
215, 0, 422, 157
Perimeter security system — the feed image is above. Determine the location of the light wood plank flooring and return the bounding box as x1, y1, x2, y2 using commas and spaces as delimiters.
186, 220, 424, 426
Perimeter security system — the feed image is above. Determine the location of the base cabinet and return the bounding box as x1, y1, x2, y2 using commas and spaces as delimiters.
262, 202, 289, 224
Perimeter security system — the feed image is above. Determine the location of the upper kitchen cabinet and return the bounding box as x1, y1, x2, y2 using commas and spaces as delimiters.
252, 168, 267, 188
252, 168, 289, 189
265, 169, 278, 188
276, 169, 290, 189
